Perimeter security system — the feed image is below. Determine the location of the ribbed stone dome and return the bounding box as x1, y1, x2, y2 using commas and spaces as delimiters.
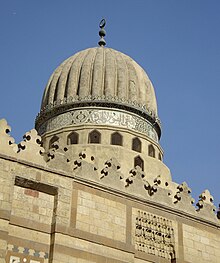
36, 47, 161, 138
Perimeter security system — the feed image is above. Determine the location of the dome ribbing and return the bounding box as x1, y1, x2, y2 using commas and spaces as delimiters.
36, 47, 161, 138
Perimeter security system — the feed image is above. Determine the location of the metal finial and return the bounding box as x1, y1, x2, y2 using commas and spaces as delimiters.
98, 19, 106, 47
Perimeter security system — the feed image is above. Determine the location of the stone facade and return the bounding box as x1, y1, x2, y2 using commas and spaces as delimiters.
76, 190, 126, 242
0, 37, 219, 263
0, 120, 219, 262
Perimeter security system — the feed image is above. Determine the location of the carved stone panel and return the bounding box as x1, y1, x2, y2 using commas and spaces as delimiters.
6, 244, 47, 263
133, 209, 175, 260
38, 108, 158, 142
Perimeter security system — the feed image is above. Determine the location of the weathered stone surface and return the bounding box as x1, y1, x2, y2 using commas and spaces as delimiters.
73, 148, 98, 180
37, 47, 159, 137
76, 190, 126, 242
125, 166, 150, 197
17, 129, 45, 165
196, 190, 218, 222
0, 119, 17, 156
183, 224, 220, 263
146, 175, 173, 206
100, 157, 124, 188
174, 182, 195, 213
46, 141, 71, 172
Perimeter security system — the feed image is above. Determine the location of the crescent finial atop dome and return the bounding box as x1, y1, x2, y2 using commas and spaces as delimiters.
98, 19, 106, 46
36, 23, 161, 139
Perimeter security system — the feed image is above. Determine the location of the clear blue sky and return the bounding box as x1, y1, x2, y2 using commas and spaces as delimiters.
0, 1, 220, 208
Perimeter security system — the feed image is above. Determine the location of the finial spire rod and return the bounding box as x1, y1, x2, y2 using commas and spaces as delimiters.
98, 19, 106, 47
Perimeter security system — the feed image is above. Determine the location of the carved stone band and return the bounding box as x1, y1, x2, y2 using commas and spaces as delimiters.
38, 108, 159, 142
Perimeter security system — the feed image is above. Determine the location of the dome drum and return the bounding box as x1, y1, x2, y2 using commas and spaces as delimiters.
36, 106, 159, 143
36, 98, 161, 139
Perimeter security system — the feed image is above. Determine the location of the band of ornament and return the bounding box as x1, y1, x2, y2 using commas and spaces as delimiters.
38, 108, 159, 142
7, 243, 48, 262
39, 95, 158, 121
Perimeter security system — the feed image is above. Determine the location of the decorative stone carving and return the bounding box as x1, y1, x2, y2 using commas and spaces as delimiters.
125, 170, 173, 205
46, 141, 71, 172
73, 149, 98, 179
100, 158, 123, 179
39, 94, 156, 116
126, 166, 146, 187
0, 119, 17, 156
17, 129, 45, 165
196, 190, 218, 222
145, 175, 173, 206
7, 243, 48, 262
9, 256, 20, 263
74, 150, 97, 170
99, 158, 124, 188
146, 175, 170, 196
174, 182, 195, 213
37, 108, 159, 142
125, 166, 151, 197
135, 210, 175, 260
36, 94, 161, 129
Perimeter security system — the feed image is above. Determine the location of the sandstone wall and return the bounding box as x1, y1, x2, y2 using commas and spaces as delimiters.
183, 224, 220, 263
0, 155, 220, 263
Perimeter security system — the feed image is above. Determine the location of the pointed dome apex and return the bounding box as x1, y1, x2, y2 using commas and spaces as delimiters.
36, 47, 161, 138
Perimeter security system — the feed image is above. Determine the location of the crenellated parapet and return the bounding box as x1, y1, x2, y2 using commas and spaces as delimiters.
100, 158, 124, 188
17, 129, 45, 166
73, 149, 98, 176
45, 145, 220, 222
0, 119, 45, 166
0, 119, 18, 156
174, 182, 195, 213
196, 189, 218, 222
0, 119, 219, 224
45, 141, 72, 172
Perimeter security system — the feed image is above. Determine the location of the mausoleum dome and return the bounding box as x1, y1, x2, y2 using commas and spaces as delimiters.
36, 47, 161, 138
41, 47, 158, 115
